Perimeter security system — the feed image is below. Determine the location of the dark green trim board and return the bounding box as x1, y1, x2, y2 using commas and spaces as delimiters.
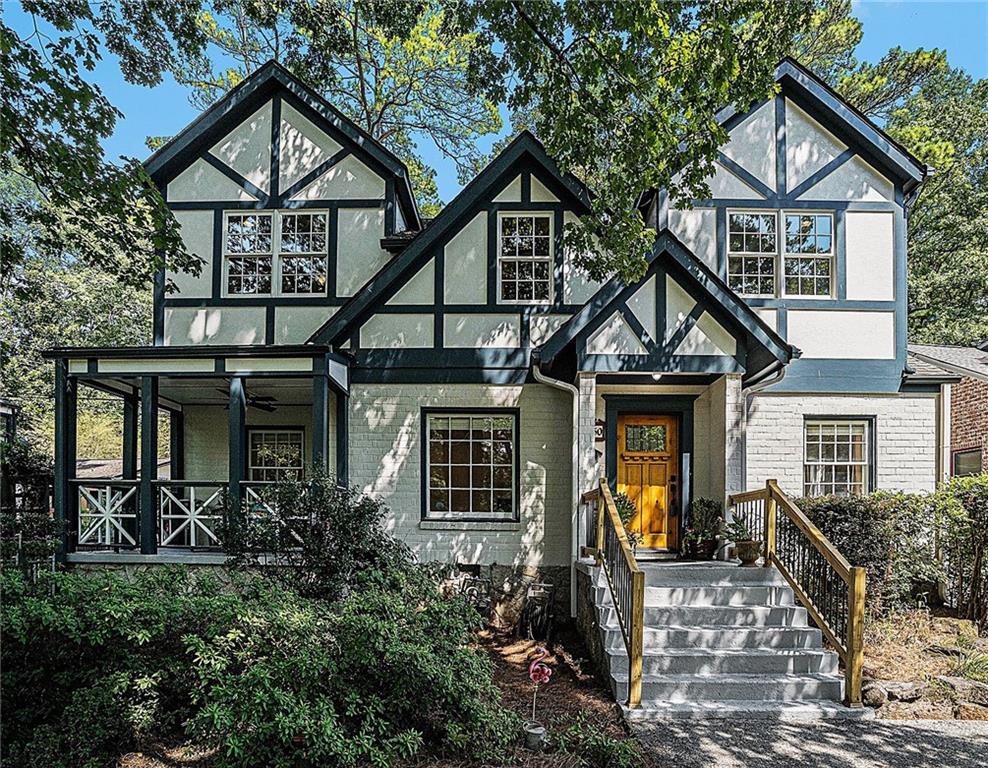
602, 395, 697, 546
312, 374, 330, 472
228, 378, 247, 514
53, 360, 77, 559
170, 411, 185, 481
122, 394, 138, 480
418, 407, 522, 524
139, 377, 159, 555
335, 391, 349, 485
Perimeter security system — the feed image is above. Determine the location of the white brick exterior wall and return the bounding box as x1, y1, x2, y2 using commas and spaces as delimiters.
348, 383, 573, 566
577, 374, 599, 494
745, 392, 940, 495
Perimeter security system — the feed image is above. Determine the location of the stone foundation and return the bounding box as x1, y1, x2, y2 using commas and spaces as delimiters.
574, 561, 609, 682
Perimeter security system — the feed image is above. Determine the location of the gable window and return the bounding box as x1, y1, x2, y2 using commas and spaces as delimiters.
728, 212, 776, 296
225, 213, 273, 295
248, 429, 304, 482
803, 419, 872, 497
498, 214, 552, 303
784, 213, 833, 297
224, 211, 328, 296
424, 411, 517, 521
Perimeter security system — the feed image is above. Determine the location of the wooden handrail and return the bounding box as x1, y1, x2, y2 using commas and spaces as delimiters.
593, 477, 645, 709
728, 479, 866, 708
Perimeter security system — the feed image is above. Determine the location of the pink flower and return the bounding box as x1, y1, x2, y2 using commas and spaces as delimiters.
529, 663, 552, 684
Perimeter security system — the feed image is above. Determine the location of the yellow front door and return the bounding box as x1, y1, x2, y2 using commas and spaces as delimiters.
617, 414, 679, 550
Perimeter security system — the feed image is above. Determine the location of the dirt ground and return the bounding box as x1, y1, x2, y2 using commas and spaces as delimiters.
119, 622, 644, 768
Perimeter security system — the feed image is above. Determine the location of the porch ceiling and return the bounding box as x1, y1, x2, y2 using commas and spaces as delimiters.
77, 376, 318, 408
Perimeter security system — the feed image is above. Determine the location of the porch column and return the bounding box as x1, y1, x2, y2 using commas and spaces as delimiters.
228, 377, 246, 511
169, 410, 185, 480
53, 359, 77, 559
312, 373, 329, 476
335, 389, 349, 486
139, 376, 158, 554
122, 393, 138, 480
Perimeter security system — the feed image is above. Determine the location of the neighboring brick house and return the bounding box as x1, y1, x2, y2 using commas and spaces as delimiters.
909, 343, 988, 476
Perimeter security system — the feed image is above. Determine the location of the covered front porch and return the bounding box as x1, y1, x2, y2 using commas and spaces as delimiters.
43, 345, 349, 560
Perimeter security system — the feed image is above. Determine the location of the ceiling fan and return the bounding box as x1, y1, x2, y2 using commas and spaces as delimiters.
216, 380, 278, 412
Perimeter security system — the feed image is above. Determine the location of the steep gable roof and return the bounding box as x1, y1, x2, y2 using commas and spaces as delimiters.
306, 130, 593, 345
144, 60, 420, 229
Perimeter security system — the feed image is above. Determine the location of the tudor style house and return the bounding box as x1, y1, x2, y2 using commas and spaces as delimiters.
46, 58, 952, 716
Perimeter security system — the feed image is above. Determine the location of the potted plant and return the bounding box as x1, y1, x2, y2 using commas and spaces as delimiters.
722, 517, 763, 567
523, 645, 553, 751
681, 498, 722, 560
613, 492, 644, 553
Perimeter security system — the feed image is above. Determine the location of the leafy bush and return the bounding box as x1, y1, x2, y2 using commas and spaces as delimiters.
1, 567, 278, 768
186, 565, 516, 767
552, 713, 643, 768
936, 475, 988, 629
221, 471, 412, 601
0, 434, 59, 568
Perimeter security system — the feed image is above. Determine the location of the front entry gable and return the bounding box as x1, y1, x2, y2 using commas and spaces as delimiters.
540, 232, 794, 381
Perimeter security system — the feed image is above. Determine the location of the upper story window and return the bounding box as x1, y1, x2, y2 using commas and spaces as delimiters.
498, 213, 552, 303
784, 214, 833, 297
727, 210, 834, 299
728, 212, 776, 297
224, 211, 328, 296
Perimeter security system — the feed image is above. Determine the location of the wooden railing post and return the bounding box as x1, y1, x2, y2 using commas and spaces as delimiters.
629, 570, 645, 708
846, 566, 866, 707
764, 479, 778, 567
595, 484, 606, 565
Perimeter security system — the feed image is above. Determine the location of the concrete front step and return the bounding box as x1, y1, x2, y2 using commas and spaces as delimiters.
592, 584, 797, 607
603, 624, 824, 650
607, 648, 839, 676
622, 700, 874, 722
598, 604, 808, 628
611, 672, 845, 703
639, 563, 789, 588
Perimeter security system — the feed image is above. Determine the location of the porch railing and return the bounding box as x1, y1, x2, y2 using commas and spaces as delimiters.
74, 480, 141, 549
156, 481, 225, 549
589, 477, 645, 709
728, 479, 866, 707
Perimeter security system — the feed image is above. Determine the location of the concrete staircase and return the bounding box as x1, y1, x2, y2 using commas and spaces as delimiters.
588, 560, 872, 720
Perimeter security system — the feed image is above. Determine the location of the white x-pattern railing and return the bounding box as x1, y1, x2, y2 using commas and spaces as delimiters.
77, 482, 139, 547
158, 483, 224, 548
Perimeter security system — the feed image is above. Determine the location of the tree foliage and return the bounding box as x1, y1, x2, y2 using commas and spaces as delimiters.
1, 0, 206, 288
793, 0, 988, 344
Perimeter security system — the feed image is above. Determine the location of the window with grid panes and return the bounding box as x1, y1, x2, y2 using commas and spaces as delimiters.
425, 413, 516, 520
225, 213, 273, 294
279, 212, 328, 294
498, 214, 552, 303
248, 430, 304, 482
784, 213, 833, 296
803, 420, 871, 496
727, 212, 777, 296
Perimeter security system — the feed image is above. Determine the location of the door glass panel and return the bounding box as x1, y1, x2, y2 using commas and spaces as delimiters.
625, 424, 667, 452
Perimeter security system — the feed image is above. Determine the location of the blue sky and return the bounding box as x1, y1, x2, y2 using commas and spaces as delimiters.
9, 0, 988, 202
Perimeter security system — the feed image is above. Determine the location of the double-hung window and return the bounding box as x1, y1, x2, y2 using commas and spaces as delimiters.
498, 214, 552, 303
224, 211, 328, 296
728, 211, 834, 298
248, 429, 305, 482
727, 212, 777, 296
803, 419, 872, 497
424, 411, 517, 521
784, 213, 833, 297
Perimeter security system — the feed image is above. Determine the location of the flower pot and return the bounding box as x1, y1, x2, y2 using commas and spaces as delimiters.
523, 720, 546, 751
735, 539, 763, 567
684, 538, 718, 561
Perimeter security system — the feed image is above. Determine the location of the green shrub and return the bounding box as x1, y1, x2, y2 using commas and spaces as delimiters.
186, 566, 517, 767
936, 475, 988, 629
798, 492, 941, 614
552, 713, 643, 768
221, 472, 412, 601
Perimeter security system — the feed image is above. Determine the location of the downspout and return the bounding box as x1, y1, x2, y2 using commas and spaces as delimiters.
530, 350, 581, 618
740, 361, 789, 493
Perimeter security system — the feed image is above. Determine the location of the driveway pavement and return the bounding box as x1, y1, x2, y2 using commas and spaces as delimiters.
633, 719, 988, 767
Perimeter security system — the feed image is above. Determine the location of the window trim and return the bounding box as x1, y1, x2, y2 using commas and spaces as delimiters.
496, 211, 554, 306
726, 209, 836, 299
952, 447, 983, 477
222, 209, 330, 299
802, 415, 876, 497
419, 407, 521, 523
247, 426, 306, 483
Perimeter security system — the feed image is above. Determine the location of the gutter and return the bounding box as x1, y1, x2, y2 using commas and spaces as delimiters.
530, 350, 581, 618
739, 361, 789, 494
